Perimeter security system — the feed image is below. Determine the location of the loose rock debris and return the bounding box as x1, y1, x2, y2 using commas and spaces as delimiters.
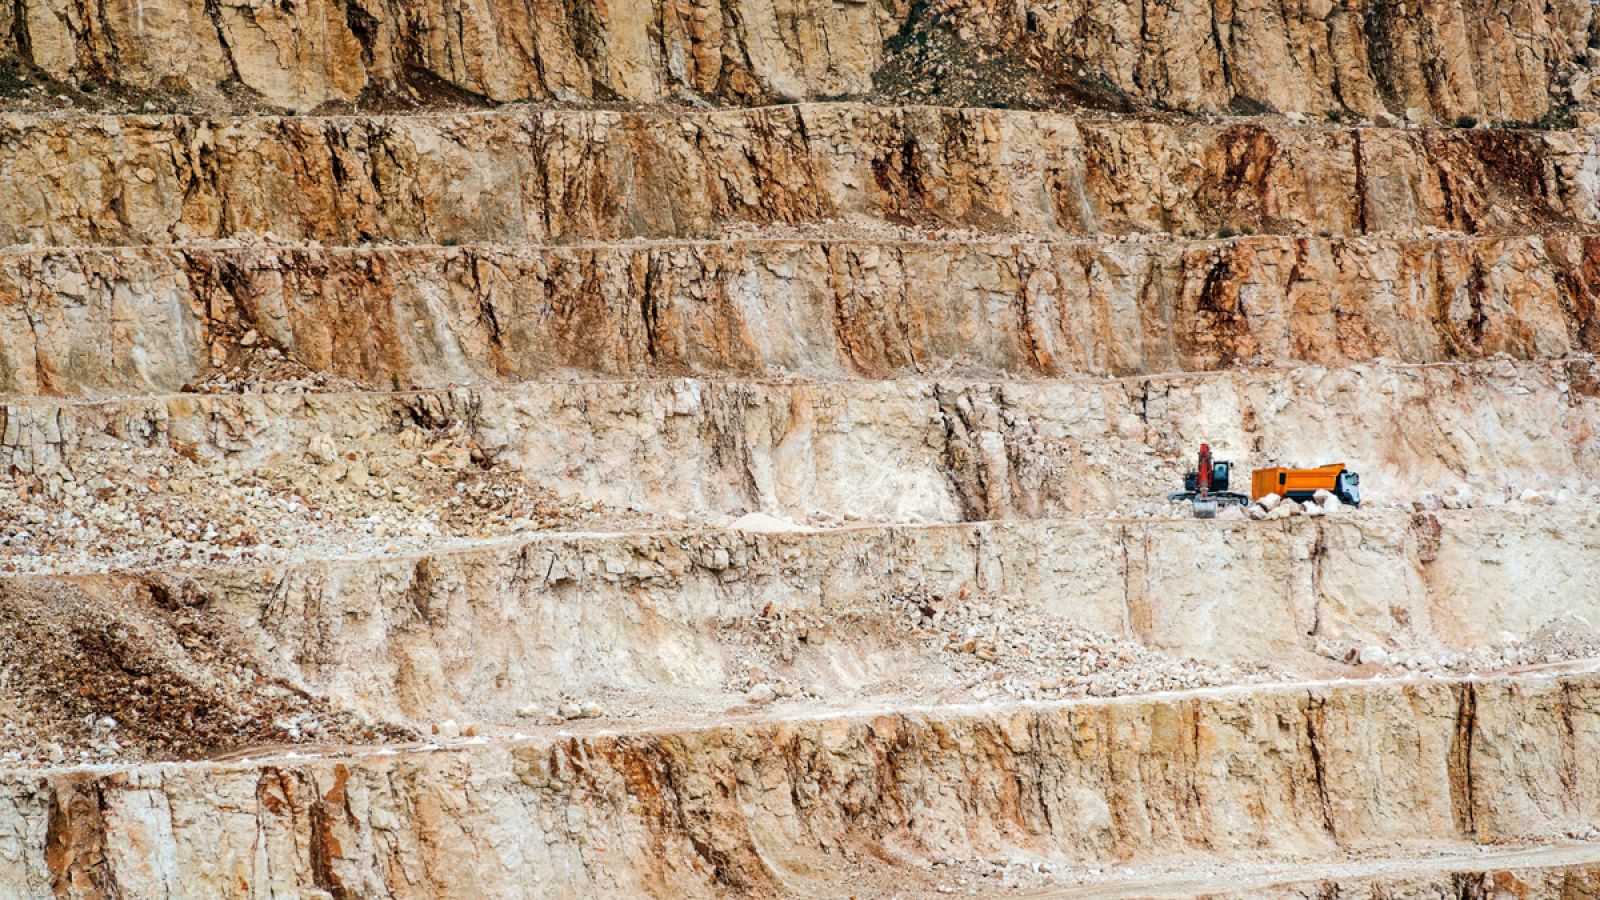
0, 419, 647, 574
0, 579, 413, 766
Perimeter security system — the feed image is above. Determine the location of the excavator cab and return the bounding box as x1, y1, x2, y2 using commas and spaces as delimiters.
1184, 461, 1232, 494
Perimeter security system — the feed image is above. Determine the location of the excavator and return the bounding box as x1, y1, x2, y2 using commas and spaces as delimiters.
1169, 444, 1361, 518
1167, 443, 1249, 518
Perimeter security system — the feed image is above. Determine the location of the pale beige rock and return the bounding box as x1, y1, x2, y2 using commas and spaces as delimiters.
8, 360, 1596, 522
939, 0, 1592, 124
0, 0, 1594, 890
1, 674, 1598, 895
0, 0, 1586, 122
0, 0, 896, 111
3, 505, 1580, 724
0, 106, 1595, 250
3, 232, 1599, 396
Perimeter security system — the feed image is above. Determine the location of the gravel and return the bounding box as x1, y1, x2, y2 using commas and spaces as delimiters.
0, 417, 648, 574
717, 585, 1286, 707
886, 587, 1285, 701
0, 579, 413, 767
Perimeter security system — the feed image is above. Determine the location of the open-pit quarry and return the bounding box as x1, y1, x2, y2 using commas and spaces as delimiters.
4, 0, 1600, 896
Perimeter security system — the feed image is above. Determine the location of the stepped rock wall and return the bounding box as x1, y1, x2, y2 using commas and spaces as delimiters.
0, 0, 1591, 120
0, 0, 905, 111
3, 0, 1599, 892
2, 106, 1596, 249
3, 234, 1599, 397
2, 675, 1597, 897
21, 507, 1591, 723
937, 0, 1596, 124
3, 361, 1594, 519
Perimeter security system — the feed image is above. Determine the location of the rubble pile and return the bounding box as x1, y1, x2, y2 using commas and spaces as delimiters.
893, 587, 1283, 700
0, 420, 627, 573
0, 579, 412, 765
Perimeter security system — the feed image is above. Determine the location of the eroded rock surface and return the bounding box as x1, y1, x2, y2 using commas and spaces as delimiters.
3, 234, 1600, 396
4, 0, 1600, 895
0, 106, 1595, 249
0, 0, 1592, 121
4, 360, 1596, 519
4, 674, 1600, 896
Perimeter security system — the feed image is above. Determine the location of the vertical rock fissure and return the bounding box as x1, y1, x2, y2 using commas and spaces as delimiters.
45, 777, 123, 899
824, 243, 863, 373
9, 0, 33, 65
1209, 2, 1233, 104
1308, 522, 1326, 637
1351, 129, 1370, 235
1186, 700, 1206, 836
1118, 524, 1133, 635
307, 770, 350, 900
1448, 682, 1479, 839
648, 742, 743, 887
640, 251, 662, 365
559, 0, 603, 100
931, 385, 987, 521
1559, 681, 1580, 802
1304, 694, 1338, 839
340, 3, 380, 74
1012, 251, 1050, 373
1028, 713, 1055, 833
702, 383, 762, 507
18, 295, 52, 394
466, 257, 505, 375
1360, 1, 1401, 115
86, 0, 119, 76
201, 0, 246, 87
894, 246, 920, 372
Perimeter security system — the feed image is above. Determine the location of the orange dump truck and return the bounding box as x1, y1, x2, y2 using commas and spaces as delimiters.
1251, 463, 1362, 507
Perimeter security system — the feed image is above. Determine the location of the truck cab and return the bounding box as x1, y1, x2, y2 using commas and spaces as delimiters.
1335, 469, 1361, 506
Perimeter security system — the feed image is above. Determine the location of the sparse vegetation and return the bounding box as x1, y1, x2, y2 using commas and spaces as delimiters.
1227, 94, 1275, 116
870, 5, 1137, 113
0, 61, 38, 100
1537, 100, 1575, 131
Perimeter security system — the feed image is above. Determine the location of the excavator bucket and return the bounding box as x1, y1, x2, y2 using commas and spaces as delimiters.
1192, 498, 1218, 519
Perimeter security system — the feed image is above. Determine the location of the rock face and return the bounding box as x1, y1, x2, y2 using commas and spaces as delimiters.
9, 506, 1589, 725
0, 0, 1590, 120
4, 359, 1597, 513
3, 675, 1600, 897
4, 0, 1600, 896
0, 106, 1596, 249
0, 0, 902, 110
4, 234, 1600, 396
933, 0, 1595, 124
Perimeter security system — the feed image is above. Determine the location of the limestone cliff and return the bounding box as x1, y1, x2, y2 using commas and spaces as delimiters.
2, 235, 1598, 396
1, 106, 1595, 248
0, 0, 1591, 121
2, 675, 1598, 896
3, 0, 1600, 894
